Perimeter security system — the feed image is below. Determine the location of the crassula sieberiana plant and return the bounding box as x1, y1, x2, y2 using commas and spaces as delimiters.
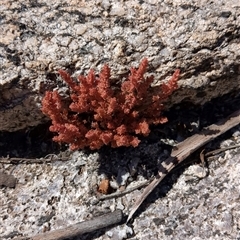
41, 58, 180, 150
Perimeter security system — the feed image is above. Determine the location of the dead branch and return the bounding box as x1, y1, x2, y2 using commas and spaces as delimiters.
97, 179, 152, 202
127, 108, 240, 222
0, 154, 69, 164
17, 210, 123, 240
205, 143, 240, 157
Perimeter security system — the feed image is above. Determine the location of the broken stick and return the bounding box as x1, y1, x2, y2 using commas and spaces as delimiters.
127, 108, 240, 222
20, 210, 123, 240
0, 155, 69, 164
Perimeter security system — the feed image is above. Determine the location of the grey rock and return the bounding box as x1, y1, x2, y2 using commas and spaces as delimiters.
1, 1, 240, 239
1, 126, 240, 239
1, 0, 240, 131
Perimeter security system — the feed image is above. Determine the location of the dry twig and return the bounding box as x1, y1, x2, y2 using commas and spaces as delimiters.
17, 210, 123, 240
205, 144, 240, 157
98, 179, 152, 202
127, 108, 240, 222
0, 154, 69, 164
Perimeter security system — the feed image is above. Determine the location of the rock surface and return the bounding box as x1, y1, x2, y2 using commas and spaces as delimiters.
1, 119, 240, 240
1, 1, 240, 240
1, 93, 240, 239
1, 0, 240, 131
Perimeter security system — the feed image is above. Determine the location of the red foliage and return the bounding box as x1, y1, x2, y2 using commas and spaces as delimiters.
41, 58, 180, 150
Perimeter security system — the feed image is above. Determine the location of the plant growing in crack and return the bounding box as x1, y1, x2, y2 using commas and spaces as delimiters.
41, 58, 180, 150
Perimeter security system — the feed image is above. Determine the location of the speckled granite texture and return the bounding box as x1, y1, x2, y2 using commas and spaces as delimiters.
1, 0, 240, 239
0, 0, 240, 131
1, 100, 240, 239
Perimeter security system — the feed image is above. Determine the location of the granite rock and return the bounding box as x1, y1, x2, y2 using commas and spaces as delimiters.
1, 0, 240, 131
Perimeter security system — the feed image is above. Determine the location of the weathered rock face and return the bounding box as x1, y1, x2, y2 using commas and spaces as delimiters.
1, 0, 240, 132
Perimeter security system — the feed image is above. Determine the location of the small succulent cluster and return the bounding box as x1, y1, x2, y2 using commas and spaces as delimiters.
41, 58, 179, 150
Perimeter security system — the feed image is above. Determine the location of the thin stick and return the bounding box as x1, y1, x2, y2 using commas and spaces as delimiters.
127, 108, 240, 222
205, 143, 240, 156
98, 179, 152, 201
0, 154, 69, 164
98, 144, 240, 202
18, 210, 123, 240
